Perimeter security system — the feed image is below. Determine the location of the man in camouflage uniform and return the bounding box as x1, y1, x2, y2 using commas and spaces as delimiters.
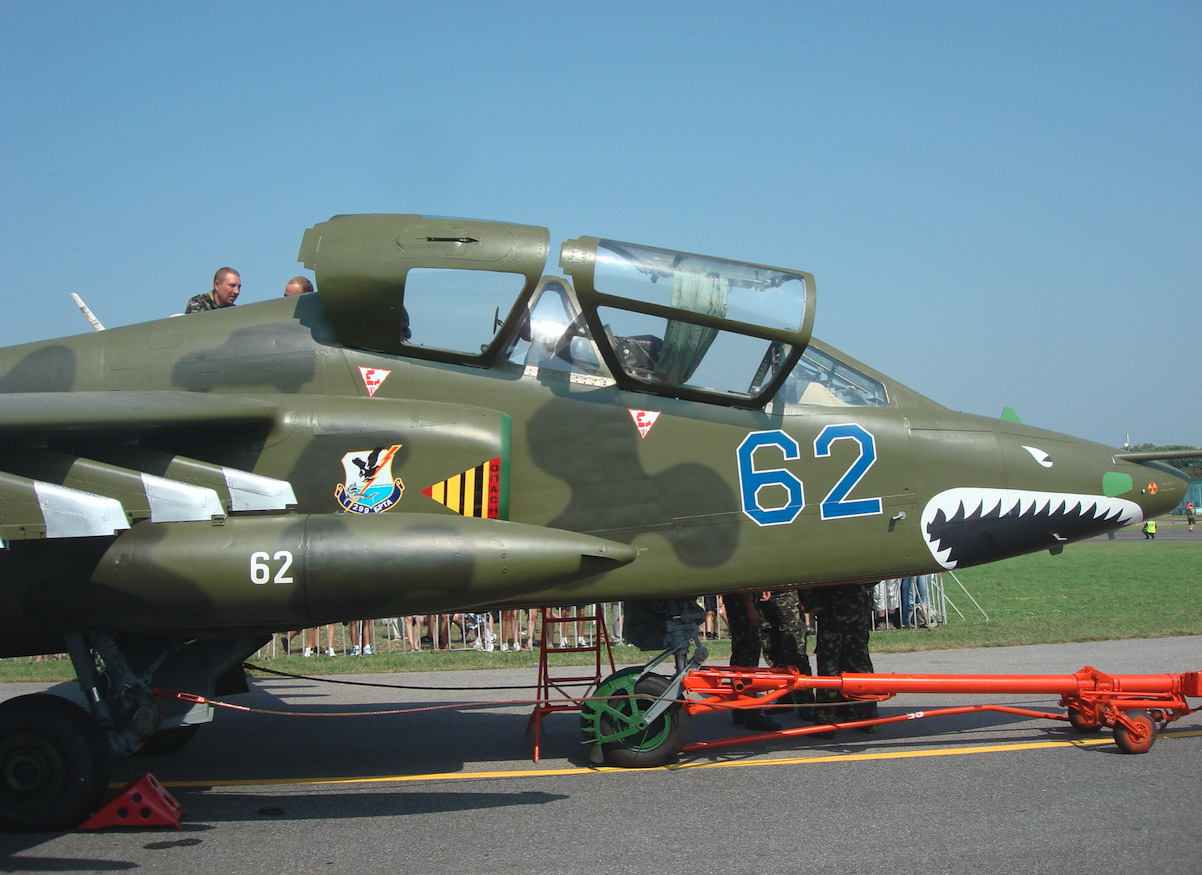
805, 582, 878, 730
185, 267, 241, 313
722, 589, 817, 729
720, 592, 781, 731
757, 588, 817, 721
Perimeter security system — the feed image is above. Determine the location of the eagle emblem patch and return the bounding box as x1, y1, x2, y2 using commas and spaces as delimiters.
335, 444, 404, 513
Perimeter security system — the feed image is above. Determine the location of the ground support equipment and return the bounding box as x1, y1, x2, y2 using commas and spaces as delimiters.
78, 772, 187, 831
584, 660, 1201, 766
527, 605, 616, 762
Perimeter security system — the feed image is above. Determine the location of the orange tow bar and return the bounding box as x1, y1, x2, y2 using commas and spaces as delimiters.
679, 665, 1202, 755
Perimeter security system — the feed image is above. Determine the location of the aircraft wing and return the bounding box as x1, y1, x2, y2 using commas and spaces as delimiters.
0, 391, 295, 540
1112, 449, 1201, 462
0, 390, 641, 637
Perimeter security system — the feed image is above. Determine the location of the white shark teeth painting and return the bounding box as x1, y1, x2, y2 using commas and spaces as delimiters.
920, 487, 1143, 569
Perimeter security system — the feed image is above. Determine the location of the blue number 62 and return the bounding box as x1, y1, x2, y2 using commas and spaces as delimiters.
814, 423, 882, 520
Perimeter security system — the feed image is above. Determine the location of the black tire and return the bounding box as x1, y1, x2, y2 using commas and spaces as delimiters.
599, 674, 690, 768
134, 724, 200, 757
1067, 708, 1103, 734
0, 694, 111, 832
1113, 710, 1157, 754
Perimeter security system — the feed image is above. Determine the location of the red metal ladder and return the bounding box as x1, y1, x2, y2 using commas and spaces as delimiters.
527, 604, 617, 762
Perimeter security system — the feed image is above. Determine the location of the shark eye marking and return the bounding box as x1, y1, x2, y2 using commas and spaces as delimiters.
737, 426, 883, 527
1022, 445, 1053, 468
920, 487, 1142, 569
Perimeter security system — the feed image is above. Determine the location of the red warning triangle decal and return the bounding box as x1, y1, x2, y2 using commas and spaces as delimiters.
359, 366, 391, 397
629, 409, 660, 438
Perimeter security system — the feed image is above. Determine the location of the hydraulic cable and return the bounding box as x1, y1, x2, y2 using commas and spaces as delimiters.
242, 661, 586, 691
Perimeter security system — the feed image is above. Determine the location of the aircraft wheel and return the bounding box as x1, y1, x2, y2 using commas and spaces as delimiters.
134, 725, 200, 756
1113, 710, 1157, 755
598, 674, 690, 768
1067, 708, 1103, 734
0, 694, 111, 832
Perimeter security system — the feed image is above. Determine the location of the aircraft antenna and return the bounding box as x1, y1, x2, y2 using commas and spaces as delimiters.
70, 293, 106, 331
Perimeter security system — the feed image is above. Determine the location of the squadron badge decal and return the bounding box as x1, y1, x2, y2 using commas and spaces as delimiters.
335, 444, 404, 513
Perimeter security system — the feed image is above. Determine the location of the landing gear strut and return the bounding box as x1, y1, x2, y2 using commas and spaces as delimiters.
0, 631, 265, 831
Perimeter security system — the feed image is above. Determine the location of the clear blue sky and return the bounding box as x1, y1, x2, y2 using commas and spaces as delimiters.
2, 2, 1198, 447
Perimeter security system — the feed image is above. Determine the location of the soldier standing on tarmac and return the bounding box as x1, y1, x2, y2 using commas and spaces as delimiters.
721, 592, 782, 731
758, 588, 817, 721
805, 582, 879, 735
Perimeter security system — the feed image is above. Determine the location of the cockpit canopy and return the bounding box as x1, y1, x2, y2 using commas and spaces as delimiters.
299, 214, 862, 408
558, 237, 814, 405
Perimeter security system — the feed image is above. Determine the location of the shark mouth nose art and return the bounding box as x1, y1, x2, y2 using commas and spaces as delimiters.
920, 487, 1143, 569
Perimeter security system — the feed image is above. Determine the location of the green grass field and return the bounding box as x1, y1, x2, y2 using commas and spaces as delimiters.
3, 540, 1198, 683
877, 540, 1202, 652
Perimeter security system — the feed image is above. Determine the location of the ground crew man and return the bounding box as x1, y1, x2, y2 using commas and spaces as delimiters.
284, 276, 313, 296
721, 592, 781, 731
185, 267, 241, 313
805, 582, 879, 733
758, 588, 817, 721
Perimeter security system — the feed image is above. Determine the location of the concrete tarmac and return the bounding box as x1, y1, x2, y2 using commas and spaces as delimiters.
2, 636, 1200, 874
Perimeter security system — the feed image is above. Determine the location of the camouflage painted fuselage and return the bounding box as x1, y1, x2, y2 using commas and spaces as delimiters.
0, 288, 1185, 650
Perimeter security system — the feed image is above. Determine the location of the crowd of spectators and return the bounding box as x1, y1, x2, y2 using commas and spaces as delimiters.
261, 579, 939, 660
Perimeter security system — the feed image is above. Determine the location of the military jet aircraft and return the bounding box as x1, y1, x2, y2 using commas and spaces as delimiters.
0, 214, 1190, 830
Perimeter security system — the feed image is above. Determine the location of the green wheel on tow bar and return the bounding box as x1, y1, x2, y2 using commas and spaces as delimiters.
581, 669, 690, 768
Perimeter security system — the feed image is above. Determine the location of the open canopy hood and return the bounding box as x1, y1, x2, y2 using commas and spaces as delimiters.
299, 214, 550, 360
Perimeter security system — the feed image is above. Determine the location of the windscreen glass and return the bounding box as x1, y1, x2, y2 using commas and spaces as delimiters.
594, 240, 807, 332
506, 280, 602, 375
777, 345, 888, 407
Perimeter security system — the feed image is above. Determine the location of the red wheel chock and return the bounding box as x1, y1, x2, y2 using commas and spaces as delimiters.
79, 773, 187, 831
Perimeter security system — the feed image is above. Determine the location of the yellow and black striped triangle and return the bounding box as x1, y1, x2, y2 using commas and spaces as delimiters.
422, 457, 502, 519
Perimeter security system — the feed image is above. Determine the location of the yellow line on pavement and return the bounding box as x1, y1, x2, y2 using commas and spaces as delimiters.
139, 729, 1200, 790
